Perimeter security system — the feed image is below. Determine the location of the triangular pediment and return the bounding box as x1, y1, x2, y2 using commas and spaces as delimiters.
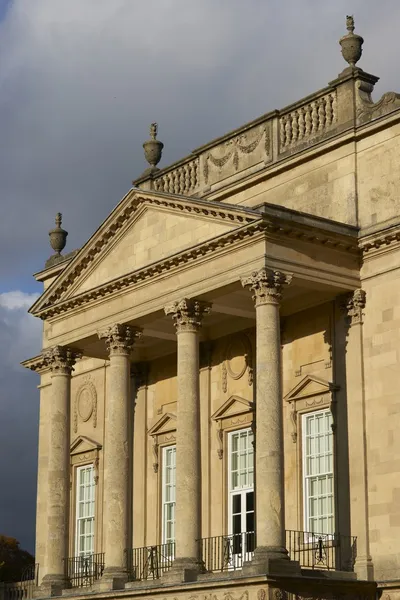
212, 395, 254, 421
284, 375, 339, 403
148, 413, 177, 437
70, 435, 102, 455
30, 190, 257, 316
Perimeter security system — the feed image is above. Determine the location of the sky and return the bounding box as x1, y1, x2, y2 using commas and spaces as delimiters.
1, 0, 400, 556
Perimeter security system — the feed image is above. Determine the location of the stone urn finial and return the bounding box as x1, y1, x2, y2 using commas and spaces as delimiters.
143, 122, 164, 174
49, 212, 68, 255
339, 15, 364, 68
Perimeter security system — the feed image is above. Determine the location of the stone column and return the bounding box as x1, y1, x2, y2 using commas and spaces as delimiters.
242, 268, 299, 575
164, 298, 211, 581
342, 290, 374, 580
98, 324, 142, 590
41, 346, 80, 596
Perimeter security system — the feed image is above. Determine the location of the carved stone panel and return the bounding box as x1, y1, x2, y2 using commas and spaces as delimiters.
221, 333, 253, 393
73, 376, 97, 433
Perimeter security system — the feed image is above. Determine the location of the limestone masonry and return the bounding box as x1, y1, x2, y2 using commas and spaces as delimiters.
17, 15, 400, 600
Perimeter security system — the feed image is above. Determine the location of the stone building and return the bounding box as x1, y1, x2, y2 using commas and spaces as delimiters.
23, 17, 400, 600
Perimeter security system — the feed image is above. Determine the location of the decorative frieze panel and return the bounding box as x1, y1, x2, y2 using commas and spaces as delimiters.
221, 332, 253, 393
73, 376, 97, 433
279, 91, 337, 152
202, 123, 272, 187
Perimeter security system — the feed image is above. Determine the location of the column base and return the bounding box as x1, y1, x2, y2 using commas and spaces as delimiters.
242, 546, 301, 576
39, 574, 69, 597
162, 558, 201, 583
354, 556, 374, 581
93, 567, 128, 591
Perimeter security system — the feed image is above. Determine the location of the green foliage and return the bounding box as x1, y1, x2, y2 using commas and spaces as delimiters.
0, 536, 35, 583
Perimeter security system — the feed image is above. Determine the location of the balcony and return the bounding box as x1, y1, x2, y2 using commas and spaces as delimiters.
124, 531, 357, 581
63, 554, 104, 588
125, 543, 175, 582
197, 530, 357, 574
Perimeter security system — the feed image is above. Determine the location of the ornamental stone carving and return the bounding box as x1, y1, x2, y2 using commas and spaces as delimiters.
98, 323, 142, 355
341, 289, 366, 326
43, 345, 81, 375
221, 333, 253, 393
241, 268, 292, 306
164, 298, 211, 332
73, 377, 97, 433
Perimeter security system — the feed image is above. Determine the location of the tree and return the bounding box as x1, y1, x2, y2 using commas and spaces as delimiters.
0, 536, 35, 583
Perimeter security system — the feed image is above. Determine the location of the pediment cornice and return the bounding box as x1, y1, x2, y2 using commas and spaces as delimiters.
30, 189, 258, 317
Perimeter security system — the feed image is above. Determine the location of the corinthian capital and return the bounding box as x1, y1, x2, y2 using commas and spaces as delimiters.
43, 346, 81, 375
98, 323, 142, 356
164, 298, 211, 333
241, 268, 292, 306
341, 289, 366, 326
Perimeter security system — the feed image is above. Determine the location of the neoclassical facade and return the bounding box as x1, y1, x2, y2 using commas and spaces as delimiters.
23, 18, 400, 600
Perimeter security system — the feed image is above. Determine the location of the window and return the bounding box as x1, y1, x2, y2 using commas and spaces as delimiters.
161, 446, 176, 546
302, 410, 334, 534
228, 429, 255, 561
75, 465, 95, 557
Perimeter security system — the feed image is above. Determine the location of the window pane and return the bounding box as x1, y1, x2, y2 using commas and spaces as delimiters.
303, 411, 334, 534
76, 466, 95, 557
232, 494, 241, 515
162, 446, 176, 544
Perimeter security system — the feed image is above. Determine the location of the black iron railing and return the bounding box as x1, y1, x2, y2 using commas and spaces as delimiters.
199, 532, 255, 572
286, 530, 357, 571
125, 543, 175, 581
3, 564, 39, 600
64, 553, 105, 588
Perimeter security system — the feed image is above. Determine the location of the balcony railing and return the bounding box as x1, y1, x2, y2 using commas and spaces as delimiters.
198, 530, 357, 573
64, 553, 105, 588
125, 543, 175, 582
286, 530, 357, 571
3, 564, 39, 600
199, 532, 255, 573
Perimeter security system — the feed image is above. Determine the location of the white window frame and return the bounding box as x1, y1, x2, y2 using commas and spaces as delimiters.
161, 445, 176, 546
227, 428, 254, 564
75, 464, 95, 558
302, 409, 334, 536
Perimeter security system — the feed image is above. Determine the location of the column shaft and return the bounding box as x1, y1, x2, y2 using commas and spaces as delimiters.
164, 298, 211, 579
98, 324, 141, 586
255, 300, 284, 549
104, 350, 131, 568
175, 328, 200, 559
241, 269, 299, 574
41, 346, 80, 594
46, 372, 71, 576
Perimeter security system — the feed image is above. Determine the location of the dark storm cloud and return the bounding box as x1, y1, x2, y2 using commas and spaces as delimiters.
1, 0, 400, 554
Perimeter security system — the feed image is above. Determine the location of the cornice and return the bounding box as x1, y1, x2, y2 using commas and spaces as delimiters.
32, 213, 359, 321
359, 222, 400, 257
30, 190, 258, 316
21, 355, 49, 374
33, 220, 266, 319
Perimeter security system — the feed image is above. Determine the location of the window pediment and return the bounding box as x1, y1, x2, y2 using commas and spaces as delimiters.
284, 375, 338, 443
70, 435, 102, 456
212, 395, 254, 423
148, 413, 177, 474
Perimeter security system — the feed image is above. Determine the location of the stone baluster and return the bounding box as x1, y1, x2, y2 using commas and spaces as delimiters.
298, 108, 305, 140
41, 346, 81, 596
241, 269, 299, 575
291, 112, 299, 144
311, 101, 319, 133
98, 324, 142, 590
305, 105, 312, 135
341, 290, 374, 580
164, 298, 211, 581
318, 98, 326, 131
